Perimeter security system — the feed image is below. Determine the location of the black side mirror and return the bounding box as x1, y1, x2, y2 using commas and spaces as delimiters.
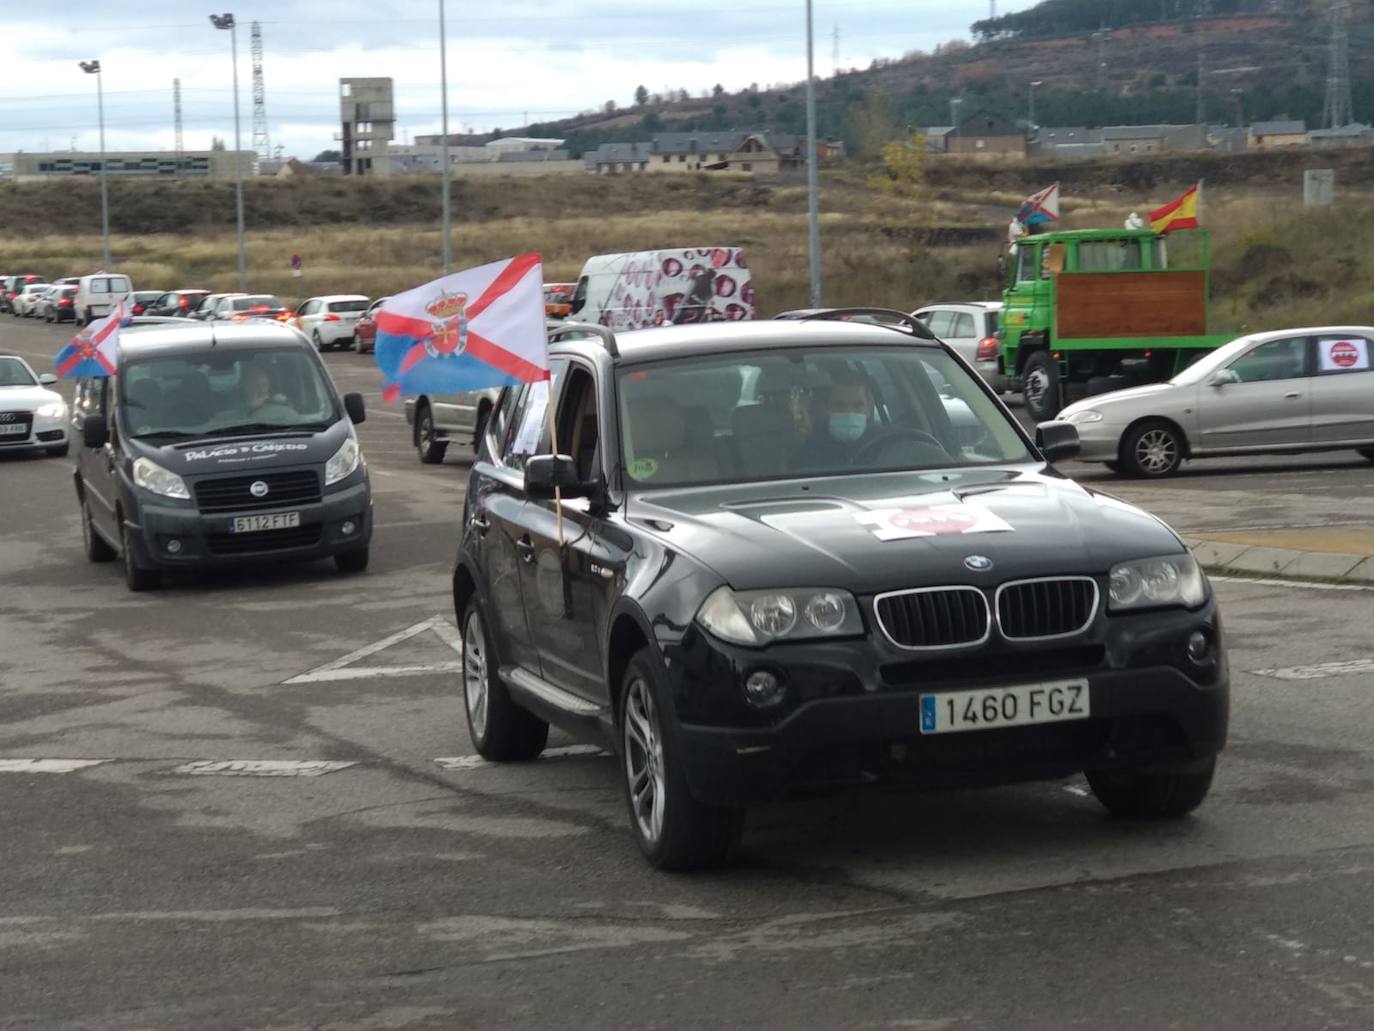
344, 392, 366, 424
1035, 420, 1080, 463
82, 414, 109, 449
525, 454, 592, 500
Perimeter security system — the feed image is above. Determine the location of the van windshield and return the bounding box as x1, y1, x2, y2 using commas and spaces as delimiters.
121, 346, 340, 440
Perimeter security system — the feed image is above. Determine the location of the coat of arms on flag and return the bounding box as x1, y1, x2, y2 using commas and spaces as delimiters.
374, 254, 549, 402
53, 300, 128, 378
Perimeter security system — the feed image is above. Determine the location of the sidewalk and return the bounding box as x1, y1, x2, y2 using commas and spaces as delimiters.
1185, 527, 1374, 582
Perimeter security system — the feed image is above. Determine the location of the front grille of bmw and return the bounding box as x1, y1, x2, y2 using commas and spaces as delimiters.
874, 578, 1099, 650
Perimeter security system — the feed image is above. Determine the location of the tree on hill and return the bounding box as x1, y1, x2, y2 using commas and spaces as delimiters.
313, 149, 341, 163
972, 0, 1282, 42
634, 85, 649, 106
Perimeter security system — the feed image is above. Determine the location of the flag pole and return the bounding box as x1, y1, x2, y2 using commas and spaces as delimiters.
548, 390, 564, 548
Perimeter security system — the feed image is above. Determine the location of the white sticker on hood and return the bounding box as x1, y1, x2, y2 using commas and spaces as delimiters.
182, 441, 311, 463
856, 503, 1013, 542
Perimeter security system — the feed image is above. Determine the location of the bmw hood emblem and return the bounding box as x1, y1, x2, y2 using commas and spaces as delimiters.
964, 555, 993, 572
249, 480, 270, 498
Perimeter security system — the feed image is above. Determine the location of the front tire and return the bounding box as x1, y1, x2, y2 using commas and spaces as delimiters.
47, 443, 70, 458
82, 500, 116, 562
1121, 419, 1184, 478
1087, 757, 1216, 819
620, 649, 743, 870
1022, 350, 1062, 422
461, 603, 548, 760
416, 404, 448, 464
121, 524, 160, 592
334, 547, 369, 573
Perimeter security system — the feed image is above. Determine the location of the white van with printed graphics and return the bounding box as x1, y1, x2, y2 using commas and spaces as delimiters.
75, 272, 134, 325
568, 248, 754, 330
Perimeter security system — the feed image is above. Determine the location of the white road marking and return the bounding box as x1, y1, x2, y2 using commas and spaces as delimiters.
173, 760, 358, 777
1252, 659, 1374, 681
284, 615, 462, 684
1211, 575, 1374, 593
0, 759, 112, 774
433, 745, 610, 771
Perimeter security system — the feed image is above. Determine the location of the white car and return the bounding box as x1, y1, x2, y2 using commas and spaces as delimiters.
12, 283, 50, 318
295, 294, 371, 351
912, 301, 1004, 389
74, 272, 134, 325
1061, 327, 1374, 477
0, 354, 69, 457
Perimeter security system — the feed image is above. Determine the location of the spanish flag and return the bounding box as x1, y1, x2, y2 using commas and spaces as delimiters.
1149, 183, 1201, 234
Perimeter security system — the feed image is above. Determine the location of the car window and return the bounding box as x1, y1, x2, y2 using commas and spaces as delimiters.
497, 360, 567, 472
1077, 240, 1143, 272
1315, 336, 1372, 376
616, 345, 1032, 488
951, 313, 976, 338
1229, 337, 1309, 383
299, 300, 317, 316
556, 365, 600, 482
327, 300, 369, 313
924, 311, 954, 337
0, 358, 37, 387
366, 299, 387, 316
1016, 245, 1038, 282
985, 310, 999, 334
91, 279, 109, 294
110, 277, 130, 292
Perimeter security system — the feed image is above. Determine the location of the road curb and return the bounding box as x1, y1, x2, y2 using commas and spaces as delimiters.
1185, 537, 1374, 584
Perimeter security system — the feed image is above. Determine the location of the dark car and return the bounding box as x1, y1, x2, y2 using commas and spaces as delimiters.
452, 311, 1229, 870
210, 294, 293, 323
127, 291, 165, 317
188, 293, 242, 321
143, 289, 210, 317
354, 296, 389, 355
44, 285, 79, 323
71, 321, 372, 591
2, 274, 46, 314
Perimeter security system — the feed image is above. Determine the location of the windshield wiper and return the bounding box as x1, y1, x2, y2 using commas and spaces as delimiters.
134, 430, 203, 441
208, 422, 317, 437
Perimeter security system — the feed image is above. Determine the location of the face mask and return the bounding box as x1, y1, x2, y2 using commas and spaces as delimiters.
829, 412, 867, 443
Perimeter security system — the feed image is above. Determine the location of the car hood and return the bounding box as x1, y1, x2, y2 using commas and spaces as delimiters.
1062, 381, 1180, 417
126, 420, 349, 475
626, 467, 1184, 593
0, 385, 63, 409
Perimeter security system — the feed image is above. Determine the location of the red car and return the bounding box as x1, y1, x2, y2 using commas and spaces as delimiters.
354, 296, 389, 355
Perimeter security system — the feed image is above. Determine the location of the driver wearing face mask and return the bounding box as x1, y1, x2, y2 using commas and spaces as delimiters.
793, 374, 880, 470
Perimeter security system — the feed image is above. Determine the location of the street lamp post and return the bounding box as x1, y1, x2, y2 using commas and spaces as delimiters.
949, 96, 963, 129
439, 0, 452, 274
210, 13, 247, 292
803, 0, 821, 307
1028, 80, 1043, 133
78, 60, 111, 272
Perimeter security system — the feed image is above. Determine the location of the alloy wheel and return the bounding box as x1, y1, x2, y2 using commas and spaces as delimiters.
1024, 368, 1048, 408
623, 676, 666, 845
1134, 428, 1179, 475
463, 609, 489, 740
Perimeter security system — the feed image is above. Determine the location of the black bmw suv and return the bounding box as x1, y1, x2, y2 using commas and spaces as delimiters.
454, 312, 1229, 870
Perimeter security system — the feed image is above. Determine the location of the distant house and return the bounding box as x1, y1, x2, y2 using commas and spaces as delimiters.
1207, 126, 1249, 154
1101, 124, 1205, 155
1309, 123, 1374, 148
1030, 126, 1103, 157
944, 113, 1026, 159
585, 142, 655, 174
1249, 120, 1307, 149
922, 127, 953, 154
647, 132, 797, 174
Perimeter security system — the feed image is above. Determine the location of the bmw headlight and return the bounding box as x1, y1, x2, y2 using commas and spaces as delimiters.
324, 436, 361, 486
1065, 408, 1104, 424
36, 401, 67, 419
1108, 554, 1207, 611
697, 586, 863, 646
132, 457, 190, 500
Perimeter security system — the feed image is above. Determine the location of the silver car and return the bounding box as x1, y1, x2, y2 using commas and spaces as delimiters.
1061, 327, 1374, 477
404, 389, 502, 465
912, 301, 1004, 390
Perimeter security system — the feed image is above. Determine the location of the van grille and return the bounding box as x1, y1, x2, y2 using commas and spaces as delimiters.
996, 578, 1098, 640
874, 587, 990, 649
194, 470, 321, 514
205, 524, 322, 555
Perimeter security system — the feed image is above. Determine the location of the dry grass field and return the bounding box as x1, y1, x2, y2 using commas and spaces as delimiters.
1, 170, 1371, 329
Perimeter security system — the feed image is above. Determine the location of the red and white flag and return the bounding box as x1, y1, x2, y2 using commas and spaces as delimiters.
54, 299, 128, 378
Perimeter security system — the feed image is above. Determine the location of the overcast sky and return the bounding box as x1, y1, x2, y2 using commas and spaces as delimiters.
0, 1, 1037, 159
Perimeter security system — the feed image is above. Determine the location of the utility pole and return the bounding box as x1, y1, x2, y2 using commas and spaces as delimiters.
439, 0, 453, 274
78, 60, 111, 272
250, 21, 271, 162
804, 0, 822, 307
1196, 40, 1205, 125
1028, 80, 1043, 132
1323, 0, 1354, 129
173, 78, 184, 164
832, 24, 839, 78
210, 13, 247, 293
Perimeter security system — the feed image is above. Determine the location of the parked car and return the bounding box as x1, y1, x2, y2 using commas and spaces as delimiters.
42, 285, 79, 323
913, 302, 1004, 390
1061, 327, 1374, 477
3, 274, 47, 314
127, 291, 166, 317
569, 248, 754, 330
12, 283, 49, 317
70, 321, 372, 591
74, 272, 134, 325
354, 296, 389, 355
188, 293, 242, 321
544, 282, 575, 320
295, 294, 370, 351
145, 289, 211, 317
404, 387, 501, 464
453, 312, 1229, 869
208, 294, 292, 323
0, 353, 69, 457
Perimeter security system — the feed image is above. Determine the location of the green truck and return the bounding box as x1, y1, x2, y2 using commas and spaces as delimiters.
998, 227, 1235, 421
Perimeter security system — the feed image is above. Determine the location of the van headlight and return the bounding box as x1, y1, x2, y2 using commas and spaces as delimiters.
1108, 554, 1207, 611
696, 586, 863, 646
324, 436, 361, 486
132, 457, 190, 500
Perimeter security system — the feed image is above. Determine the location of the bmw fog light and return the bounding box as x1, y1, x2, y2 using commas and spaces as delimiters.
165, 538, 182, 554
340, 519, 357, 536
743, 669, 786, 708
1187, 630, 1210, 663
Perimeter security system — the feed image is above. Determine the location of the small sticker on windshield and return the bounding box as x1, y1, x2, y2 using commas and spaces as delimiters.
856, 503, 1012, 542
628, 457, 659, 480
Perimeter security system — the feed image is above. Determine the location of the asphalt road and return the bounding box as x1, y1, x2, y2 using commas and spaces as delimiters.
4, 315, 1374, 1030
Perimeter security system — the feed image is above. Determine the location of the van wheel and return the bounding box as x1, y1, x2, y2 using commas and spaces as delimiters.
82, 500, 116, 562
121, 524, 160, 592
1087, 758, 1216, 819
1121, 420, 1183, 478
1359, 448, 1374, 463
1022, 350, 1062, 422
416, 404, 448, 464
461, 603, 548, 760
334, 547, 369, 573
620, 649, 744, 870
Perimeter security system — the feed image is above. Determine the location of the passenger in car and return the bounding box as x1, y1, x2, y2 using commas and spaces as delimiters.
793, 373, 882, 470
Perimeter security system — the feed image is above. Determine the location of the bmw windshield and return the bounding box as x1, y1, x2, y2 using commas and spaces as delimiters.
121, 347, 341, 440
616, 345, 1034, 488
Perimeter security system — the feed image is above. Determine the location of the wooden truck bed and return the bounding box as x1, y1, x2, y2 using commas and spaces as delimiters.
1055, 271, 1208, 339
